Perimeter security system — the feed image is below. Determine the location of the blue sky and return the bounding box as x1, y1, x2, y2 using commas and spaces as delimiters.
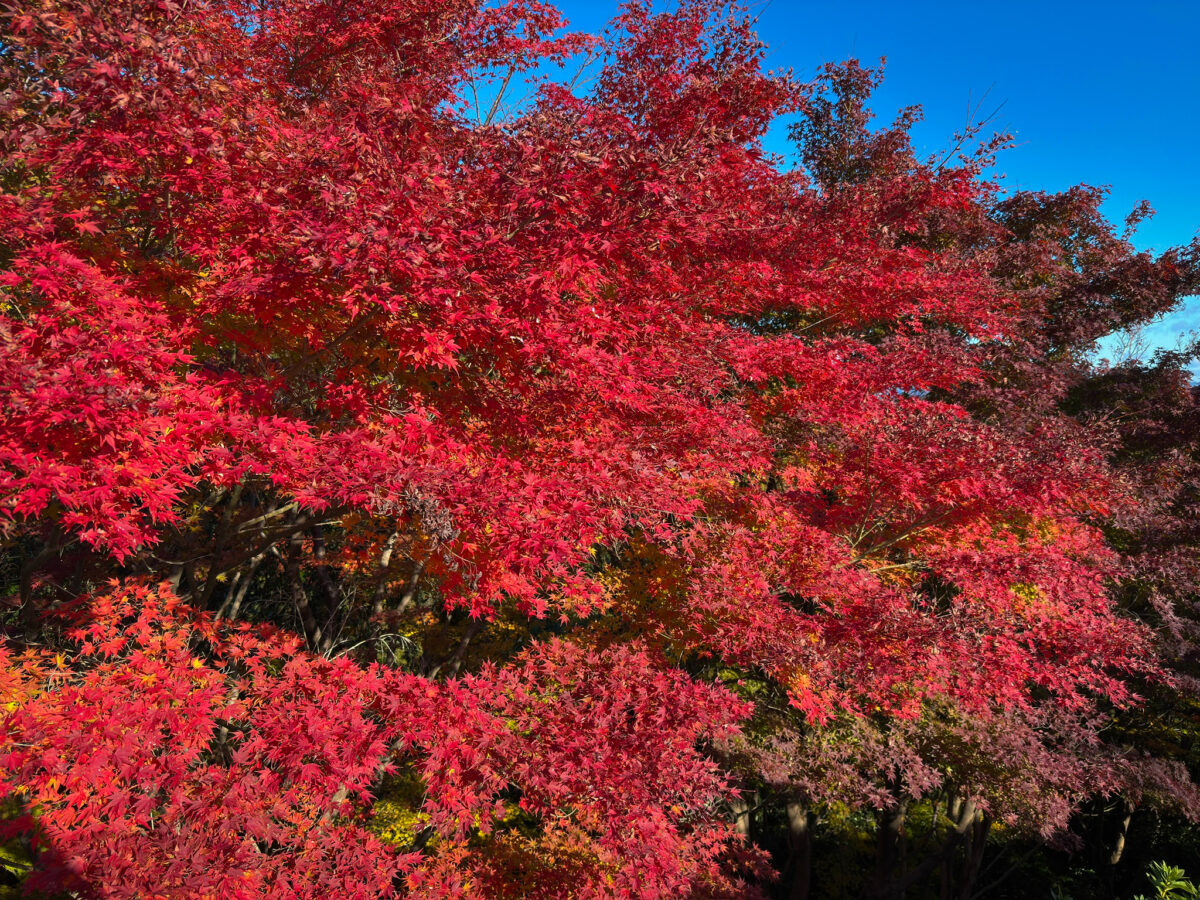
550, 0, 1200, 367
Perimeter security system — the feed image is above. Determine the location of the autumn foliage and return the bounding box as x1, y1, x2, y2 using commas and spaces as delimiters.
1, 0, 1198, 897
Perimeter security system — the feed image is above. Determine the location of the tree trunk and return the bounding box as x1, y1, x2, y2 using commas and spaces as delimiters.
215, 551, 264, 622
868, 799, 908, 900
369, 532, 401, 619
199, 483, 243, 610
953, 813, 990, 900
1104, 801, 1134, 899
730, 797, 752, 839
786, 800, 812, 900
1109, 803, 1132, 867
884, 797, 979, 899
281, 544, 323, 652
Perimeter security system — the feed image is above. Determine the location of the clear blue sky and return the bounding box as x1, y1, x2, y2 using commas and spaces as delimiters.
550, 0, 1200, 365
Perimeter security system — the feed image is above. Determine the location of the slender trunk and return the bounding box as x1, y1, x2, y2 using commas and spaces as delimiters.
940, 796, 958, 900
395, 558, 424, 614
281, 545, 322, 652
869, 800, 908, 900
218, 568, 243, 619
730, 797, 752, 839
216, 552, 264, 621
317, 598, 343, 656
167, 564, 184, 594
886, 798, 979, 899
1109, 803, 1132, 867
954, 814, 990, 900
786, 800, 812, 900
311, 525, 358, 656
369, 532, 401, 619
439, 619, 484, 677
310, 524, 342, 606
181, 556, 199, 597
367, 537, 420, 660
199, 484, 243, 610
1104, 801, 1134, 899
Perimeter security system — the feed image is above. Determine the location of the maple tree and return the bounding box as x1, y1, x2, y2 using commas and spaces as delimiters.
724, 60, 1200, 900
1, 0, 1197, 898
